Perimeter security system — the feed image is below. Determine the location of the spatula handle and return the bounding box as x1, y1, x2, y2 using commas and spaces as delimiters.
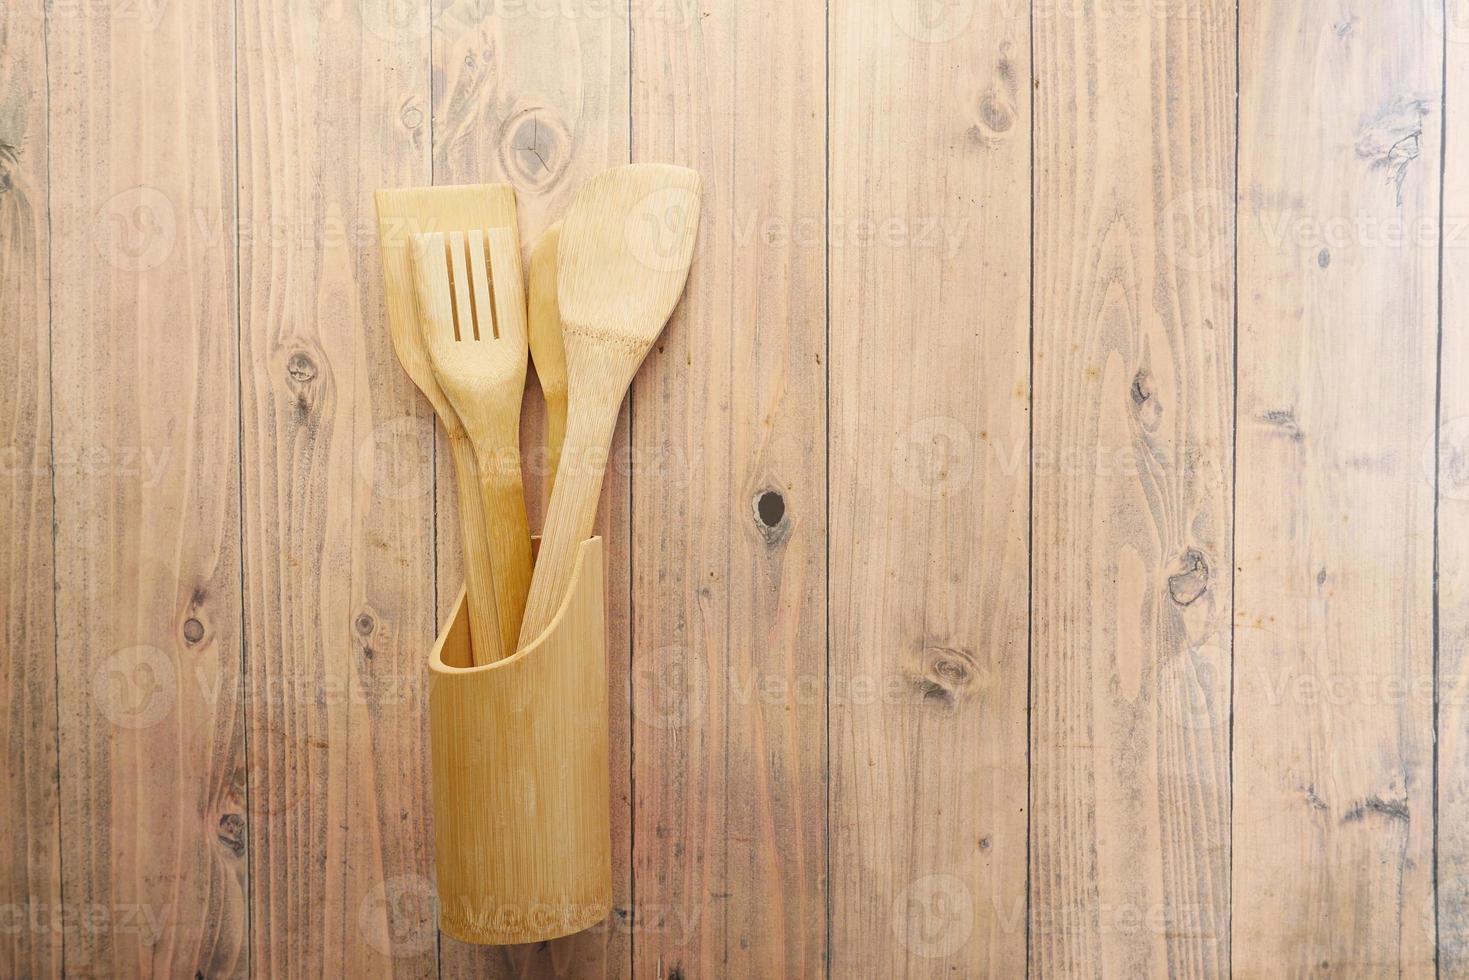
448, 433, 504, 665
517, 402, 620, 650
476, 437, 534, 659
543, 388, 568, 499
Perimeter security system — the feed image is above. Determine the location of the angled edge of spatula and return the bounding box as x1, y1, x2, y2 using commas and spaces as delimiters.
527, 222, 567, 498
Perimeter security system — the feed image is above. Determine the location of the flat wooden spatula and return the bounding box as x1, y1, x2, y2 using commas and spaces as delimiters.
516, 164, 702, 649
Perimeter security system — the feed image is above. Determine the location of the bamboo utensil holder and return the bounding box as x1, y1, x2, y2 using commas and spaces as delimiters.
428, 537, 611, 945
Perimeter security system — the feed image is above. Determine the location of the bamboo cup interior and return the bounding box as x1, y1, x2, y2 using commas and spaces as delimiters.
431, 536, 593, 670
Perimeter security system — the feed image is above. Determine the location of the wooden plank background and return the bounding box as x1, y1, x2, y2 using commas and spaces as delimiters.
2, 0, 1464, 976
1235, 1, 1440, 974
1031, 0, 1234, 975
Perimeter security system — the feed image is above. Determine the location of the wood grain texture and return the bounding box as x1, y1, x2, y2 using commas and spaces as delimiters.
47, 0, 247, 974
236, 0, 437, 973
0, 1, 59, 975
431, 2, 632, 976
1235, 0, 1440, 973
629, 2, 828, 977
17, 3, 1469, 975
828, 2, 1030, 976
1442, 8, 1469, 973
1030, 2, 1235, 975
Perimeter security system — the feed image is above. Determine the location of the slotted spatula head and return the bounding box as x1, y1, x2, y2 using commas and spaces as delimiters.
375, 183, 518, 428
556, 164, 702, 381
410, 227, 529, 466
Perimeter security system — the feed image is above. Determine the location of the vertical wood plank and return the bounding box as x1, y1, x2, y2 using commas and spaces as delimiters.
1030, 1, 1234, 975
1441, 5, 1469, 971
1235, 0, 1439, 972
827, 1, 1030, 975
47, 0, 247, 974
629, 2, 828, 977
236, 0, 438, 974
430, 2, 632, 976
0, 1, 59, 976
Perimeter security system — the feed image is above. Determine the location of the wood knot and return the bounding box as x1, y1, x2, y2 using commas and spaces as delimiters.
217, 812, 246, 855
916, 645, 980, 707
355, 612, 376, 637
757, 490, 785, 526
752, 487, 790, 545
285, 350, 326, 417
1256, 408, 1303, 441
968, 92, 1015, 146
979, 93, 1014, 133
182, 618, 205, 645
1355, 96, 1430, 206
1130, 366, 1162, 430
1342, 795, 1409, 824
0, 140, 16, 194
1130, 368, 1152, 405
502, 108, 569, 193
287, 351, 317, 383
399, 100, 424, 133
997, 50, 1017, 89
1166, 548, 1209, 606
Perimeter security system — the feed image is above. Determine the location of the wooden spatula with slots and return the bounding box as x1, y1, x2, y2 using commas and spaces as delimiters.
376, 185, 516, 666
517, 164, 702, 650
412, 228, 534, 660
